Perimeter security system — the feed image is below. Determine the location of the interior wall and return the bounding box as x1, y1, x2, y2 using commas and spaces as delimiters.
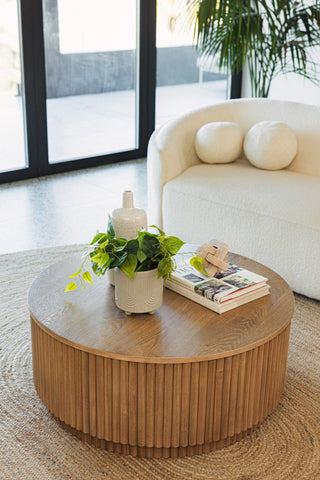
241, 46, 320, 105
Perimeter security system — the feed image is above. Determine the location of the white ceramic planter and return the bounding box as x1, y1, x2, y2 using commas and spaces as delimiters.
114, 268, 164, 315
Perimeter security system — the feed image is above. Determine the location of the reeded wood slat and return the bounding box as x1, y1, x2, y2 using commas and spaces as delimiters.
104, 357, 112, 441
89, 353, 97, 438
220, 356, 232, 439
67, 346, 76, 428
242, 349, 252, 431
171, 363, 182, 448
53, 339, 60, 419
112, 359, 120, 444
61, 342, 68, 423
29, 253, 294, 458
213, 358, 224, 442
81, 351, 90, 434
138, 362, 147, 447
163, 364, 173, 448
96, 356, 104, 439
204, 359, 216, 443
119, 360, 129, 445
247, 347, 258, 429
252, 344, 264, 427
189, 362, 200, 446
228, 354, 240, 437
128, 361, 137, 446
180, 363, 191, 447
235, 351, 247, 435
259, 340, 270, 423
197, 361, 208, 445
75, 348, 83, 431
154, 364, 164, 449
146, 363, 155, 447
40, 328, 47, 405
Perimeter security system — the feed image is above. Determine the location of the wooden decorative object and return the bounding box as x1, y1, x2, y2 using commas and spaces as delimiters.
196, 239, 229, 276
28, 253, 294, 458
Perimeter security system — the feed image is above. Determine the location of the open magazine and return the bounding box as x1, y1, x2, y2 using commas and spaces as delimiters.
166, 246, 270, 314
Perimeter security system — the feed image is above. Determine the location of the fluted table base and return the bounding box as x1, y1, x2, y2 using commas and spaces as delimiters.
31, 317, 290, 458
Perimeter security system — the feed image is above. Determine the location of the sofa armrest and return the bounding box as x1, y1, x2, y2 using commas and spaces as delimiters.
147, 115, 204, 227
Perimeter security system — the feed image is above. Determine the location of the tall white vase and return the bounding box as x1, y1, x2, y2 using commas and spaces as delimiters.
111, 190, 147, 239
108, 190, 147, 285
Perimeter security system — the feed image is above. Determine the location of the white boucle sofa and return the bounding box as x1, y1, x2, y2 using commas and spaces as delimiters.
147, 98, 320, 300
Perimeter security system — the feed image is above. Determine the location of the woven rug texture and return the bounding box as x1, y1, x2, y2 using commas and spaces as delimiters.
1, 245, 320, 480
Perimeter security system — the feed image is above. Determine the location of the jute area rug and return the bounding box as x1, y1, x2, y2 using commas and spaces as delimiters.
1, 245, 320, 480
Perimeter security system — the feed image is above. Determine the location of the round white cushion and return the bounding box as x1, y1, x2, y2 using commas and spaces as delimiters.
244, 121, 297, 170
195, 122, 244, 164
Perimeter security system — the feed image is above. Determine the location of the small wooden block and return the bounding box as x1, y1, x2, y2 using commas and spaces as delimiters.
196, 240, 229, 277
206, 253, 229, 272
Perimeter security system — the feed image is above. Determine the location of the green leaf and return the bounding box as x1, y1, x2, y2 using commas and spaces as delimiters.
190, 256, 206, 274
90, 253, 102, 264
99, 239, 109, 250
126, 239, 139, 255
113, 239, 127, 252
110, 251, 127, 267
137, 231, 145, 250
137, 248, 147, 263
65, 282, 78, 292
163, 236, 185, 255
68, 269, 81, 278
90, 232, 108, 245
82, 271, 93, 284
107, 216, 115, 238
120, 253, 138, 279
142, 235, 160, 257
149, 225, 165, 236
158, 257, 172, 279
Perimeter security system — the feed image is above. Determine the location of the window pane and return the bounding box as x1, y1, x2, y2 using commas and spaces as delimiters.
156, 0, 229, 127
43, 0, 138, 164
0, 0, 27, 173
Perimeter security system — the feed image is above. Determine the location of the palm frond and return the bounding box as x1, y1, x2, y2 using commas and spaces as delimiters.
185, 0, 320, 97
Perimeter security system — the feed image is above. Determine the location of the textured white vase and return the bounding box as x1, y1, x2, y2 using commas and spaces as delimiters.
108, 190, 148, 286
111, 190, 147, 239
114, 268, 164, 315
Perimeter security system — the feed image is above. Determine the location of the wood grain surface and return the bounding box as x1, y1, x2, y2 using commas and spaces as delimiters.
28, 253, 294, 363
29, 253, 294, 458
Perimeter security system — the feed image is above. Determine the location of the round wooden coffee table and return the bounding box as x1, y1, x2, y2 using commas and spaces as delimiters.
28, 253, 294, 458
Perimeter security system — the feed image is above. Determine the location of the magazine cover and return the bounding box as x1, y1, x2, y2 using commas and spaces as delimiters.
171, 249, 268, 304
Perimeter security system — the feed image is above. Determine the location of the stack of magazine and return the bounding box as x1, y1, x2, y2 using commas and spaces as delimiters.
166, 246, 270, 314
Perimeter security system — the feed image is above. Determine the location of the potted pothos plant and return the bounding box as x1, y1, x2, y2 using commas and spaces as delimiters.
66, 220, 206, 315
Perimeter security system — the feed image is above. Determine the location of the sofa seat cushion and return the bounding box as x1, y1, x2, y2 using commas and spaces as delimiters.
163, 161, 320, 298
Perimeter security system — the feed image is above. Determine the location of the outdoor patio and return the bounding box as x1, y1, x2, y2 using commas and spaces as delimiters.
0, 80, 228, 173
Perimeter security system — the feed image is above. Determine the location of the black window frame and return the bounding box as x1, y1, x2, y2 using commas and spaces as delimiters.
0, 0, 241, 184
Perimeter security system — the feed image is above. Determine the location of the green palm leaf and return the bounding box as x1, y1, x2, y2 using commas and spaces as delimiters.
186, 0, 320, 97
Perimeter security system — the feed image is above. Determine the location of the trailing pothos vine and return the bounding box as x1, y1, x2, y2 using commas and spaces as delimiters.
66, 220, 207, 292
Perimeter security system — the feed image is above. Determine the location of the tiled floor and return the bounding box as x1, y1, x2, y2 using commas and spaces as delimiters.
0, 80, 229, 255
0, 158, 147, 255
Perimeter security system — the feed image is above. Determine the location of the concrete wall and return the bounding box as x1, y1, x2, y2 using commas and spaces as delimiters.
43, 0, 221, 98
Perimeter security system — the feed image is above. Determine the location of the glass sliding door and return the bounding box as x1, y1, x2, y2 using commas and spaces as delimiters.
0, 0, 27, 173
42, 0, 139, 164
155, 0, 229, 128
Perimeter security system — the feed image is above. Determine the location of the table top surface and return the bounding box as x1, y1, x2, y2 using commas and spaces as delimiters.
28, 253, 294, 363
